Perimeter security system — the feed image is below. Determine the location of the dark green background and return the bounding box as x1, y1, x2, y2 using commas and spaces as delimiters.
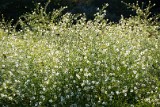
0, 0, 159, 22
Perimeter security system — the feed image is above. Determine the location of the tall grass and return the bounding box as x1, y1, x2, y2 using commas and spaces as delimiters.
0, 1, 160, 106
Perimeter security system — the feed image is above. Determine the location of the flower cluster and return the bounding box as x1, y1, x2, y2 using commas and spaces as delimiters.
0, 2, 160, 107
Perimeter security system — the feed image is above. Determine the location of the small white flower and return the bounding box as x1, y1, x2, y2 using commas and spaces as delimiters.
61, 96, 64, 102
49, 99, 53, 103
134, 87, 137, 90
108, 86, 111, 89
76, 74, 81, 79
43, 87, 46, 91
111, 91, 114, 95
133, 70, 137, 74
2, 65, 5, 68
31, 84, 34, 87
130, 89, 134, 92
97, 61, 101, 65
84, 68, 88, 72
31, 96, 35, 100
116, 91, 120, 95
123, 89, 127, 93
124, 93, 127, 96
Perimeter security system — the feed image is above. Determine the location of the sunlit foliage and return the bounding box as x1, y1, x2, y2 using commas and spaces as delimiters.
0, 1, 160, 106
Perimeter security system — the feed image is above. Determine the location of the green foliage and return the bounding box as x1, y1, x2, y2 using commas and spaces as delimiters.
17, 2, 66, 33
0, 1, 160, 106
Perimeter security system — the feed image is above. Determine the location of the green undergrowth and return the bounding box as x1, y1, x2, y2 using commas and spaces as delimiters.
0, 1, 160, 107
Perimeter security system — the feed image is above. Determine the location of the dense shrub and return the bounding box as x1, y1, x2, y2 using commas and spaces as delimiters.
0, 2, 160, 106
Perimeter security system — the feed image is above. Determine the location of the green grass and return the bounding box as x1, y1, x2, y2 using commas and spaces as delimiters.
0, 2, 160, 107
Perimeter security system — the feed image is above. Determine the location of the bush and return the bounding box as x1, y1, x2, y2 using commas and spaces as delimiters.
0, 2, 160, 106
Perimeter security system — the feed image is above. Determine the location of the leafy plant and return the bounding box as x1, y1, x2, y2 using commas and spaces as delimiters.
0, 1, 160, 106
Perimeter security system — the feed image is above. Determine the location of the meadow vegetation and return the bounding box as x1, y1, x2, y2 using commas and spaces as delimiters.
0, 1, 160, 106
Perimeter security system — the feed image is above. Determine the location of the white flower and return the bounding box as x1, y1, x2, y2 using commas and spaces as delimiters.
116, 91, 120, 95
111, 91, 114, 95
84, 68, 88, 72
76, 74, 81, 79
2, 65, 5, 68
130, 89, 134, 93
97, 61, 101, 65
134, 87, 137, 90
49, 99, 53, 103
31, 96, 35, 100
123, 89, 127, 93
133, 70, 137, 74
43, 87, 46, 91
108, 86, 111, 89
124, 93, 127, 96
35, 103, 38, 106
